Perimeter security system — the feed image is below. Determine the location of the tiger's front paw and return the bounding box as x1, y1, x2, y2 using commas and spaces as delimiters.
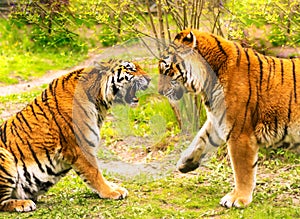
0, 199, 36, 212
100, 183, 129, 200
220, 191, 252, 208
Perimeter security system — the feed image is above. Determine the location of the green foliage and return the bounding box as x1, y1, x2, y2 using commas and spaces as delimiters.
10, 0, 88, 52
101, 94, 180, 144
99, 24, 119, 47
0, 18, 87, 85
225, 0, 300, 47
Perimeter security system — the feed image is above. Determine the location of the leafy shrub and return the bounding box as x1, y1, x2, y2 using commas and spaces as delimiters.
225, 0, 300, 47
10, 0, 88, 52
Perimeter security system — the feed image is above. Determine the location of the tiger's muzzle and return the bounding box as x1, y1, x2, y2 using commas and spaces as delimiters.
125, 75, 151, 107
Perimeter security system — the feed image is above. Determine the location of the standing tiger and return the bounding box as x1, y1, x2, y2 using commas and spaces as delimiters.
0, 60, 150, 212
158, 29, 300, 208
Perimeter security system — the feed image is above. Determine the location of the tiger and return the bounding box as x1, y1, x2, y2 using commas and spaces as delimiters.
158, 29, 300, 208
0, 59, 150, 212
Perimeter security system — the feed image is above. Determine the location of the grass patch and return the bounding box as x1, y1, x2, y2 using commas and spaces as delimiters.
0, 19, 88, 85
0, 151, 298, 219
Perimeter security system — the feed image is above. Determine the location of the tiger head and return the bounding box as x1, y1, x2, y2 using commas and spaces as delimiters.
158, 46, 186, 101
158, 30, 213, 101
110, 60, 151, 107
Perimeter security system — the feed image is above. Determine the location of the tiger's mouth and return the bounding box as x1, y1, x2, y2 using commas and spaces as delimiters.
125, 78, 150, 107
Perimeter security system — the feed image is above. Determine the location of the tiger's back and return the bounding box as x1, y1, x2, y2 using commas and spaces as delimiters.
218, 38, 300, 148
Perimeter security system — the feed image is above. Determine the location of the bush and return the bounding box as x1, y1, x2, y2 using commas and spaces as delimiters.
10, 0, 88, 52
225, 0, 300, 47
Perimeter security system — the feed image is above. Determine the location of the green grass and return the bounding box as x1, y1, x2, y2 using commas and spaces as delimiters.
0, 19, 88, 85
0, 151, 298, 219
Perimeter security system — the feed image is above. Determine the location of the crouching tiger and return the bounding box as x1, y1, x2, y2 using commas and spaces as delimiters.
158, 29, 299, 208
0, 60, 150, 212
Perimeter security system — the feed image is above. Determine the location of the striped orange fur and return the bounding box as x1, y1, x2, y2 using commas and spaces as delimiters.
0, 60, 150, 212
158, 29, 299, 208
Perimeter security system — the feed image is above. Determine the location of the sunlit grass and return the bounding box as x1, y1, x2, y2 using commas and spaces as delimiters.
0, 19, 87, 85
0, 151, 298, 219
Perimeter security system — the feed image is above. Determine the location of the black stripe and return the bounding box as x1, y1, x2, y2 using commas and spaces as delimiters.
45, 165, 57, 176
266, 56, 272, 90
274, 116, 278, 138
253, 83, 260, 126
13, 127, 26, 145
0, 174, 15, 185
29, 104, 38, 120
252, 159, 258, 168
73, 124, 97, 148
43, 90, 68, 144
0, 122, 7, 144
34, 98, 49, 120
200, 136, 207, 144
280, 59, 284, 84
52, 78, 59, 94
234, 43, 241, 67
15, 142, 25, 159
279, 92, 293, 142
8, 149, 18, 165
190, 80, 196, 92
42, 89, 48, 102
206, 131, 219, 147
211, 35, 227, 57
73, 97, 93, 120
44, 148, 55, 168
27, 140, 45, 173
210, 35, 228, 73
241, 49, 252, 133
174, 74, 182, 81
84, 121, 99, 142
291, 59, 297, 103
270, 57, 276, 74
0, 179, 15, 186
288, 91, 292, 122
48, 81, 54, 95
33, 175, 54, 196
254, 52, 263, 92
19, 111, 32, 132
64, 72, 74, 81
23, 186, 34, 197
226, 120, 237, 141
52, 90, 74, 133
16, 147, 32, 185
14, 113, 32, 139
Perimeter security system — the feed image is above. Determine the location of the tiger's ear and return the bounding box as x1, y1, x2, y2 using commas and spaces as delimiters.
183, 31, 197, 48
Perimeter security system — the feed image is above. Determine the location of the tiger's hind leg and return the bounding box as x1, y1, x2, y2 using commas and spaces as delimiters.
220, 134, 259, 208
72, 152, 128, 200
0, 148, 36, 212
